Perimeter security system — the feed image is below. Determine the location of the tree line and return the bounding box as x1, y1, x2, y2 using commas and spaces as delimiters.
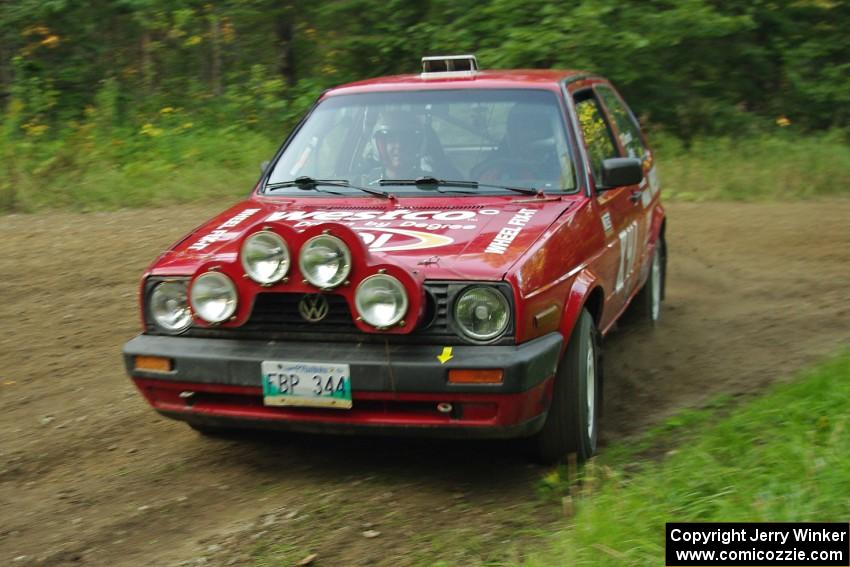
2, 0, 848, 140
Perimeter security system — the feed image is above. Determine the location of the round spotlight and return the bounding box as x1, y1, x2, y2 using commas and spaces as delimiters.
299, 234, 351, 289
355, 274, 408, 328
190, 272, 238, 324
241, 231, 290, 284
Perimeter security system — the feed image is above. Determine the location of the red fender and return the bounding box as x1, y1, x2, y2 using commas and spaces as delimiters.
557, 268, 603, 355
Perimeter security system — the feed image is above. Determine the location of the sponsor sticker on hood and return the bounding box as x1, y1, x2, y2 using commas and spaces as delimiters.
188, 208, 260, 251
167, 198, 578, 280
484, 208, 537, 254
264, 207, 504, 253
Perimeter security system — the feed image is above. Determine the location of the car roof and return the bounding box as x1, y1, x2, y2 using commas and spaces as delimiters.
324, 69, 594, 97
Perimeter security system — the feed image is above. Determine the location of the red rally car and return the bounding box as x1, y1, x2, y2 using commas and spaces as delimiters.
123, 55, 666, 463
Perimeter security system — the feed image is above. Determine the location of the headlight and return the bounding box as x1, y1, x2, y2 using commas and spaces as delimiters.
190, 272, 237, 323
241, 231, 290, 284
299, 235, 351, 289
355, 274, 408, 328
149, 280, 192, 333
453, 286, 510, 341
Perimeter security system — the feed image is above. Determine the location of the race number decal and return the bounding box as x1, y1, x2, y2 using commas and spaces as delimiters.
615, 221, 638, 293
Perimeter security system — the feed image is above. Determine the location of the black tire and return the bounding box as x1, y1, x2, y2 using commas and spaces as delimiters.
633, 237, 665, 325
527, 308, 600, 464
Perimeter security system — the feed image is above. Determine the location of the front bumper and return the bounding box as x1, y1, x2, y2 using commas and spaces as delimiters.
123, 332, 563, 438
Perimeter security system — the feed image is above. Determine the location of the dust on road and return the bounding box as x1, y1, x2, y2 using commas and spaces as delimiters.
1, 201, 848, 566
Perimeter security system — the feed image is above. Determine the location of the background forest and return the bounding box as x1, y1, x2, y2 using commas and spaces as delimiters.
1, 0, 849, 211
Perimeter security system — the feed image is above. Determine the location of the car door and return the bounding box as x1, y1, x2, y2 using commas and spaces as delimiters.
595, 84, 658, 289
572, 86, 644, 318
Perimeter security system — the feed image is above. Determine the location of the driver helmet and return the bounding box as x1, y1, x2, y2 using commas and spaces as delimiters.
373, 110, 425, 176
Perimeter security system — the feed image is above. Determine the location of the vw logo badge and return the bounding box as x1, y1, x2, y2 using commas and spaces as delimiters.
298, 294, 330, 323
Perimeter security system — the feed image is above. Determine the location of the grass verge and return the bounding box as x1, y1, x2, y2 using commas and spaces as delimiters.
2, 129, 849, 213
0, 126, 277, 213
524, 352, 850, 566
654, 131, 850, 201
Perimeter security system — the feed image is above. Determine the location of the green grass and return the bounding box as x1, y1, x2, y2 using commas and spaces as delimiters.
524, 352, 850, 567
655, 131, 850, 201
1, 124, 277, 213
1, 125, 848, 213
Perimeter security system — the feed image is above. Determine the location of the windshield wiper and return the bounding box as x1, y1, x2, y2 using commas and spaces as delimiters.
379, 176, 478, 194
379, 176, 477, 189
266, 176, 394, 199
379, 176, 541, 196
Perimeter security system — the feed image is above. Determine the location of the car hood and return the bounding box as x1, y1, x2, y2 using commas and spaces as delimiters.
154, 195, 579, 280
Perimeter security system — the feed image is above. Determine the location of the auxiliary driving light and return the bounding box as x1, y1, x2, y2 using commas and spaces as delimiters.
355, 273, 408, 328
299, 234, 352, 289
241, 231, 290, 284
190, 272, 238, 324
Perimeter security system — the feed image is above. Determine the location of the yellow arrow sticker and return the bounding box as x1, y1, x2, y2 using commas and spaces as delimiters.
437, 346, 453, 364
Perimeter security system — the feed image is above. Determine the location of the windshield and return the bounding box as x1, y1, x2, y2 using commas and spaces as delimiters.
266, 89, 577, 195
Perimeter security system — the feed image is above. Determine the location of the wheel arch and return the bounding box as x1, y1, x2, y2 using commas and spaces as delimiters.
584, 286, 605, 329
558, 269, 605, 349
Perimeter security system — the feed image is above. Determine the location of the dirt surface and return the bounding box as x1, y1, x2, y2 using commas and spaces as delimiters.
1, 201, 848, 566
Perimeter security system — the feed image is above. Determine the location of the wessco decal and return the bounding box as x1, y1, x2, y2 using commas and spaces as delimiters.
485, 208, 537, 254
188, 208, 260, 251
266, 209, 500, 224
261, 208, 502, 252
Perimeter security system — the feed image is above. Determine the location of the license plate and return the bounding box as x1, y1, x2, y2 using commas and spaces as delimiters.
261, 361, 352, 409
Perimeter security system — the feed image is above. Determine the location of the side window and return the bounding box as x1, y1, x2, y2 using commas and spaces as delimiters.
573, 91, 619, 182
597, 86, 647, 161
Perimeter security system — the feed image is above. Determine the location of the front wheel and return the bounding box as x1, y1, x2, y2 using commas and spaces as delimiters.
527, 308, 600, 464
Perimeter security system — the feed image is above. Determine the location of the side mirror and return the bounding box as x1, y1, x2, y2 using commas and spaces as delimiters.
598, 157, 643, 191
260, 160, 270, 174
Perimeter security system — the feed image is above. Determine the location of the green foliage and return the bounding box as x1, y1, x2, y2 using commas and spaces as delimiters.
523, 352, 850, 566
2, 0, 849, 137
1, 0, 849, 212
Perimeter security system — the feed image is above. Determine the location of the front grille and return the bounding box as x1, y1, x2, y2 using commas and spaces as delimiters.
242, 293, 360, 333
146, 279, 515, 345
182, 282, 508, 345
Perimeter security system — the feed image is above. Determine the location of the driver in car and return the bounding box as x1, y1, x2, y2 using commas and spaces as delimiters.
371, 110, 435, 181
